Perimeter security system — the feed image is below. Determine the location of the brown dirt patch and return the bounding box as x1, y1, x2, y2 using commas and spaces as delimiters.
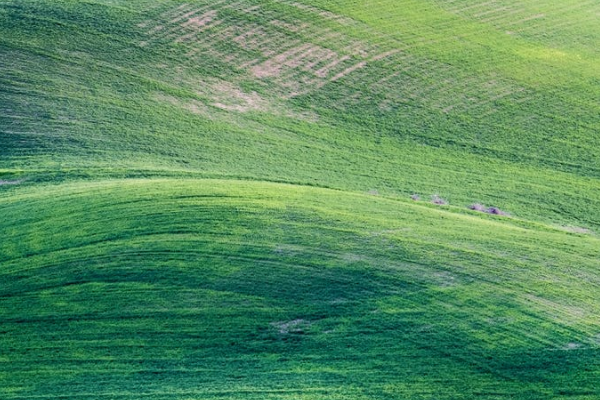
242, 5, 261, 14
304, 48, 337, 69
286, 2, 355, 26
154, 93, 211, 117
270, 19, 308, 33
251, 43, 312, 78
141, 3, 379, 99
233, 26, 263, 48
210, 82, 269, 113
371, 49, 401, 61
182, 10, 217, 29
343, 41, 371, 58
146, 25, 164, 35
170, 9, 202, 25
314, 55, 349, 78
174, 21, 222, 43
329, 61, 367, 82
174, 11, 219, 43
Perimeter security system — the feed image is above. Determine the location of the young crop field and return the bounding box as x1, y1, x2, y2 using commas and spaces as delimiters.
1, 0, 600, 398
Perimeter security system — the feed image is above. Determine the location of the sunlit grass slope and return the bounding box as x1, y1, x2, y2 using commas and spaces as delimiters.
2, 180, 600, 399
1, 0, 600, 398
2, 0, 599, 228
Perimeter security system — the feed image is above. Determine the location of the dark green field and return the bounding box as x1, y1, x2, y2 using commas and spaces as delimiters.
1, 0, 600, 398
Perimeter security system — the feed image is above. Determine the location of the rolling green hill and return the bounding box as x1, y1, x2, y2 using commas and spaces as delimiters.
1, 0, 600, 398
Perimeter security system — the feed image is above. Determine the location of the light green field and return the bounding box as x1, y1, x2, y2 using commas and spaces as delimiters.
1, 0, 600, 398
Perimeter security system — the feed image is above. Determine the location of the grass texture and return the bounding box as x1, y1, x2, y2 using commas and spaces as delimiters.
1, 0, 600, 398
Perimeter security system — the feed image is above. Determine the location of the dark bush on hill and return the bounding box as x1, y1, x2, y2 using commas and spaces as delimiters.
469, 203, 485, 211
431, 195, 448, 205
469, 203, 509, 216
486, 206, 508, 216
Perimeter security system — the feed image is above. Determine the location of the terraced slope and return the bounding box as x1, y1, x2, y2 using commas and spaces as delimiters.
1, 0, 600, 399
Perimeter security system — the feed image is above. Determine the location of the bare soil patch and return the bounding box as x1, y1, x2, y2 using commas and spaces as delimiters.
142, 3, 376, 98
270, 19, 308, 33
170, 9, 202, 25
286, 2, 355, 26
329, 61, 367, 82
154, 93, 211, 117
210, 82, 269, 113
182, 12, 216, 29
371, 49, 401, 62
314, 55, 349, 78
251, 44, 313, 78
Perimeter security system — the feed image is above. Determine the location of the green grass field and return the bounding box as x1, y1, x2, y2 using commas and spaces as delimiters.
1, 0, 600, 398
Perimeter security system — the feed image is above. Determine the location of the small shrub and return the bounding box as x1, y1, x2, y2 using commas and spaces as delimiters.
486, 206, 508, 216
468, 203, 509, 216
431, 195, 448, 205
469, 203, 485, 212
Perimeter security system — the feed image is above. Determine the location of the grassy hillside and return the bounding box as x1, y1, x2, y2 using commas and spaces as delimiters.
2, 179, 600, 399
1, 0, 600, 398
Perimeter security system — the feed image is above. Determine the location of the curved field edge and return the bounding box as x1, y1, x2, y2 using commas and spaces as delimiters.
2, 0, 600, 232
1, 178, 599, 399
